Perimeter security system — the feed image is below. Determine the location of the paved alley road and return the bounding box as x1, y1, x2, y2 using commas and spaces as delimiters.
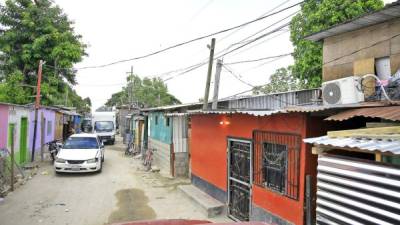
0, 138, 229, 225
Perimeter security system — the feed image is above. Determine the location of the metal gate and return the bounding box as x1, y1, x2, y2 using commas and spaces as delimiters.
227, 138, 252, 221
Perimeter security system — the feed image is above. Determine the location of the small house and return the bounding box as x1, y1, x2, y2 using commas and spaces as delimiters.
186, 89, 334, 224
301, 2, 400, 224
142, 103, 202, 177
29, 107, 56, 160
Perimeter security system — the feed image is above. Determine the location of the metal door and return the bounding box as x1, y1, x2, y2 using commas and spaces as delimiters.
19, 118, 28, 164
227, 138, 252, 221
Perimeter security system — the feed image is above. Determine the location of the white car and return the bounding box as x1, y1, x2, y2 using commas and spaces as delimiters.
54, 133, 105, 173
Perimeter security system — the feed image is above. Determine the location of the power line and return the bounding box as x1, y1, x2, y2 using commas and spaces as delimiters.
224, 52, 292, 65
73, 1, 303, 70
222, 65, 256, 87
218, 0, 293, 42
160, 19, 292, 82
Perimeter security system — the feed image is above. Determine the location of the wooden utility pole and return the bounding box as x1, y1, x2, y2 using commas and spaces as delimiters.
31, 60, 43, 162
212, 59, 223, 110
203, 38, 216, 110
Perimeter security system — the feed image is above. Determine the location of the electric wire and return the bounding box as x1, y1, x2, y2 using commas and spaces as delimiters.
73, 1, 304, 70
222, 65, 256, 87
218, 0, 293, 42
224, 52, 293, 65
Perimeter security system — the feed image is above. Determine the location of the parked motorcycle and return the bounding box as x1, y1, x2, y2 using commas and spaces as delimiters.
47, 139, 62, 161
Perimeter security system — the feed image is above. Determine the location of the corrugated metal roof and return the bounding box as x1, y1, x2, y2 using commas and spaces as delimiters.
304, 136, 400, 155
188, 109, 285, 117
285, 101, 392, 113
141, 102, 202, 112
305, 1, 400, 41
325, 106, 400, 121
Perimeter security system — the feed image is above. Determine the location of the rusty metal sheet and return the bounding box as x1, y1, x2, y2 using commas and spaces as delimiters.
325, 106, 400, 121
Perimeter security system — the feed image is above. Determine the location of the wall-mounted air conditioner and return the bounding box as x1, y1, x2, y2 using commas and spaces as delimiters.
322, 76, 364, 105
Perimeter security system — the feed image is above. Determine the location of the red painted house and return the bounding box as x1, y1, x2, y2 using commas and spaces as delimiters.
187, 90, 343, 225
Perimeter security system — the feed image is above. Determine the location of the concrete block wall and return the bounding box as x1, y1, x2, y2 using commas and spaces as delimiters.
174, 152, 188, 177
148, 138, 171, 175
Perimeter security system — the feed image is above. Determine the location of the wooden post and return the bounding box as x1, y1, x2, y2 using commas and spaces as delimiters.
305, 175, 313, 225
31, 60, 43, 162
203, 38, 216, 110
212, 59, 223, 110
10, 126, 15, 192
375, 152, 382, 162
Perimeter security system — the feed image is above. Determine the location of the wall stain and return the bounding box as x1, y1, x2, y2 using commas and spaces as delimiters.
107, 188, 156, 224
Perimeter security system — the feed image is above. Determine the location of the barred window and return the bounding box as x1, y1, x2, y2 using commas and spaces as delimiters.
263, 142, 287, 193
253, 130, 300, 200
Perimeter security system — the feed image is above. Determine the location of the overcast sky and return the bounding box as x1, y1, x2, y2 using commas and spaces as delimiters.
53, 0, 396, 111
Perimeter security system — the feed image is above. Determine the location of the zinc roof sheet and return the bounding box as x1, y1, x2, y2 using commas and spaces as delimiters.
305, 1, 400, 41
188, 109, 286, 117
304, 136, 400, 155
325, 106, 400, 121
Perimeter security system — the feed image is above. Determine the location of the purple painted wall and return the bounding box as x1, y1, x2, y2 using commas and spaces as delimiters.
29, 108, 56, 152
0, 105, 9, 149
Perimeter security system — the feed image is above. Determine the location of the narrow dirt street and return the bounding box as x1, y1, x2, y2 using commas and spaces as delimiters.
0, 138, 230, 225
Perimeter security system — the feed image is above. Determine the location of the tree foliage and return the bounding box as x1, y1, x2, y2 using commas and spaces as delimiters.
290, 0, 384, 88
106, 74, 181, 108
253, 67, 306, 94
0, 0, 88, 111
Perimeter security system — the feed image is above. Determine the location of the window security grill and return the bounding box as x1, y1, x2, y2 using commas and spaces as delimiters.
253, 130, 301, 200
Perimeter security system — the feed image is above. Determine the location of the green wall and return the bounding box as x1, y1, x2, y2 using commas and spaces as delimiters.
148, 112, 172, 144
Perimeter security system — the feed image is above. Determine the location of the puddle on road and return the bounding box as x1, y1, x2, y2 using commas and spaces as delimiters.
107, 188, 156, 224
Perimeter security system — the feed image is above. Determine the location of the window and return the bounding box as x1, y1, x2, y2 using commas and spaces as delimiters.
47, 121, 52, 136
63, 137, 99, 149
253, 130, 300, 200
166, 117, 170, 127
263, 142, 287, 193
155, 116, 158, 125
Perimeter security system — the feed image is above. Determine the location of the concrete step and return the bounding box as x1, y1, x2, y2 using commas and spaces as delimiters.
178, 184, 225, 218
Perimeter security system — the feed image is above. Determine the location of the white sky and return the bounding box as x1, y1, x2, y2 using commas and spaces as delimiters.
53, 0, 396, 111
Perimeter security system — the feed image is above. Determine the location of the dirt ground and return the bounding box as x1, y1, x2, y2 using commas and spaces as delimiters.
0, 137, 230, 225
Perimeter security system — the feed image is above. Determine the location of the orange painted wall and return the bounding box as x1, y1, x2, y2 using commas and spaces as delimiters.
191, 113, 312, 224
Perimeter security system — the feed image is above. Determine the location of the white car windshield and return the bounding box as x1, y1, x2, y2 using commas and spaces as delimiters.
63, 137, 99, 149
94, 121, 113, 132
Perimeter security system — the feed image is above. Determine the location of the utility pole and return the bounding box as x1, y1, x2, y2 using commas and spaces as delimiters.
31, 60, 43, 162
212, 59, 223, 110
126, 66, 134, 107
203, 38, 216, 110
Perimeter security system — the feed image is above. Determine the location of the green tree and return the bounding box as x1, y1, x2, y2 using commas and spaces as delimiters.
253, 67, 306, 94
290, 0, 383, 88
0, 0, 86, 106
0, 70, 29, 104
106, 74, 181, 108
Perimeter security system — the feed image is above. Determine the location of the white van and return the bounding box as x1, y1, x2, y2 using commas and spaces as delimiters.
92, 111, 116, 145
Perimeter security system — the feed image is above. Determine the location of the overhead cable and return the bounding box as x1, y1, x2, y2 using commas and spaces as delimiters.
74, 1, 304, 70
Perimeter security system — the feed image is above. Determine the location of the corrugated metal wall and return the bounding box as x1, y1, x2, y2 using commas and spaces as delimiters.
172, 116, 188, 153
228, 89, 320, 110
316, 155, 400, 225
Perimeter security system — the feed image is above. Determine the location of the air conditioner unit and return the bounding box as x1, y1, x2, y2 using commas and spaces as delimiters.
322, 76, 364, 105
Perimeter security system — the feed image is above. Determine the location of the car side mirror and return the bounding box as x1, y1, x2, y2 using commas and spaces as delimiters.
101, 141, 105, 148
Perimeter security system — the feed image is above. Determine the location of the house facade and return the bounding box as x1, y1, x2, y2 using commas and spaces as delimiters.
301, 2, 400, 224
183, 89, 331, 224
29, 107, 56, 160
